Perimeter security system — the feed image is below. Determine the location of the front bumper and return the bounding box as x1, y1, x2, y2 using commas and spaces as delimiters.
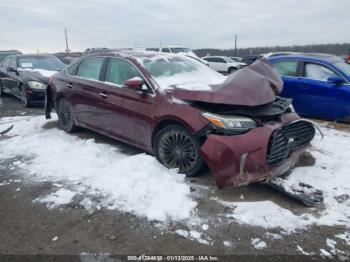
200, 113, 311, 188
27, 88, 45, 105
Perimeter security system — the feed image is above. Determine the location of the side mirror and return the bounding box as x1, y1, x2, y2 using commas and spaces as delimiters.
123, 78, 144, 91
7, 67, 18, 75
327, 75, 344, 86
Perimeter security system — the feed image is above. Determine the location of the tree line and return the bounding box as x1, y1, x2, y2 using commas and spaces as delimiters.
194, 43, 350, 58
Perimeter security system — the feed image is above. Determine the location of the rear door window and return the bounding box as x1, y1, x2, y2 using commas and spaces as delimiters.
304, 63, 338, 81
105, 58, 143, 86
271, 60, 298, 76
76, 57, 104, 80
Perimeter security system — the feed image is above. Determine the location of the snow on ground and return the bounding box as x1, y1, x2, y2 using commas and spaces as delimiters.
0, 116, 196, 222
336, 232, 350, 246
175, 229, 212, 245
34, 189, 76, 209
1, 115, 350, 238
216, 125, 350, 233
251, 238, 267, 250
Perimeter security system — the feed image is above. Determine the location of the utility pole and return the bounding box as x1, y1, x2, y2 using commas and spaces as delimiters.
234, 34, 237, 57
65, 28, 69, 53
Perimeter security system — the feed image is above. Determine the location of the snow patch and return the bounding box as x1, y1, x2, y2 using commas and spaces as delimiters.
175, 229, 211, 245
221, 200, 312, 233
251, 238, 267, 250
34, 189, 76, 208
335, 232, 350, 245
0, 116, 197, 222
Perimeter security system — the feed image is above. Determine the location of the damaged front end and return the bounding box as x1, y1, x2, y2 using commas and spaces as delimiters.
199, 107, 316, 188
169, 59, 318, 190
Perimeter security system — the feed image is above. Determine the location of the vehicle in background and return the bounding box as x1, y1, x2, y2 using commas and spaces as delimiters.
0, 50, 22, 63
45, 51, 315, 188
230, 56, 243, 62
261, 52, 297, 58
145, 48, 159, 52
346, 55, 350, 65
83, 47, 133, 56
269, 53, 350, 122
202, 56, 246, 74
159, 45, 199, 58
241, 55, 261, 65
0, 54, 65, 107
53, 52, 82, 65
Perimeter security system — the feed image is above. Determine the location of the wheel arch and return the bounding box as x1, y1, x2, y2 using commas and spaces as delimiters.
151, 117, 196, 150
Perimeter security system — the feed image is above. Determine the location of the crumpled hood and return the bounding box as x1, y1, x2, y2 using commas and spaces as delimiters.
169, 59, 283, 106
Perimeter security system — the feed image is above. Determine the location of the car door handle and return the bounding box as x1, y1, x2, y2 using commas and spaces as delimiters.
99, 92, 108, 98
66, 83, 73, 88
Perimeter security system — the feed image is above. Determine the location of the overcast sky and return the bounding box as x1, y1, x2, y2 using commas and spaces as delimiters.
0, 0, 349, 53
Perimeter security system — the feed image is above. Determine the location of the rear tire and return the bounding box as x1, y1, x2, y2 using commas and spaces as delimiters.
57, 98, 76, 132
154, 124, 204, 177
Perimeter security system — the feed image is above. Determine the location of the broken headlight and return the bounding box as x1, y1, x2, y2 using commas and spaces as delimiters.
201, 112, 256, 133
28, 81, 47, 90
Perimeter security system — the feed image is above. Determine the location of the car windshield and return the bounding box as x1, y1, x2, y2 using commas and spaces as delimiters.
0, 53, 17, 62
333, 61, 350, 76
18, 56, 65, 71
141, 55, 225, 91
170, 48, 191, 53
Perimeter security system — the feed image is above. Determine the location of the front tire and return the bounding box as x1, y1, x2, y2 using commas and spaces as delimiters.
57, 98, 76, 132
154, 125, 204, 177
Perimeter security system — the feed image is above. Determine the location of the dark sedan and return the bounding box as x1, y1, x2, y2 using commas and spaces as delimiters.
46, 52, 315, 188
0, 54, 65, 107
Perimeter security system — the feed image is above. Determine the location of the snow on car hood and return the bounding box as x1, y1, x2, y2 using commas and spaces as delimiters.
170, 59, 283, 107
18, 68, 59, 78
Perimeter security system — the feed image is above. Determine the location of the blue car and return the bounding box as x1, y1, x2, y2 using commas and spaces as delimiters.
268, 53, 350, 122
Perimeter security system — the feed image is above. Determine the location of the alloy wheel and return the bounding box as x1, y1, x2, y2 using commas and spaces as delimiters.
158, 129, 198, 173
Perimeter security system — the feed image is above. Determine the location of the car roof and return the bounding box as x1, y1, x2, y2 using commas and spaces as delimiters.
12, 54, 58, 58
0, 50, 22, 54
269, 53, 343, 63
81, 50, 188, 60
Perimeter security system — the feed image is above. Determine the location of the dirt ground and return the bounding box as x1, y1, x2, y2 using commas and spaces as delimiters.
0, 95, 349, 262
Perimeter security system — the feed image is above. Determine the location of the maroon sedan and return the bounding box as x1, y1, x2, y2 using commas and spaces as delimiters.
45, 52, 315, 188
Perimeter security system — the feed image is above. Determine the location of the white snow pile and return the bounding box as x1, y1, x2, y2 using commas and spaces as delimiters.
0, 116, 197, 222
34, 189, 76, 208
18, 68, 59, 77
219, 125, 350, 233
